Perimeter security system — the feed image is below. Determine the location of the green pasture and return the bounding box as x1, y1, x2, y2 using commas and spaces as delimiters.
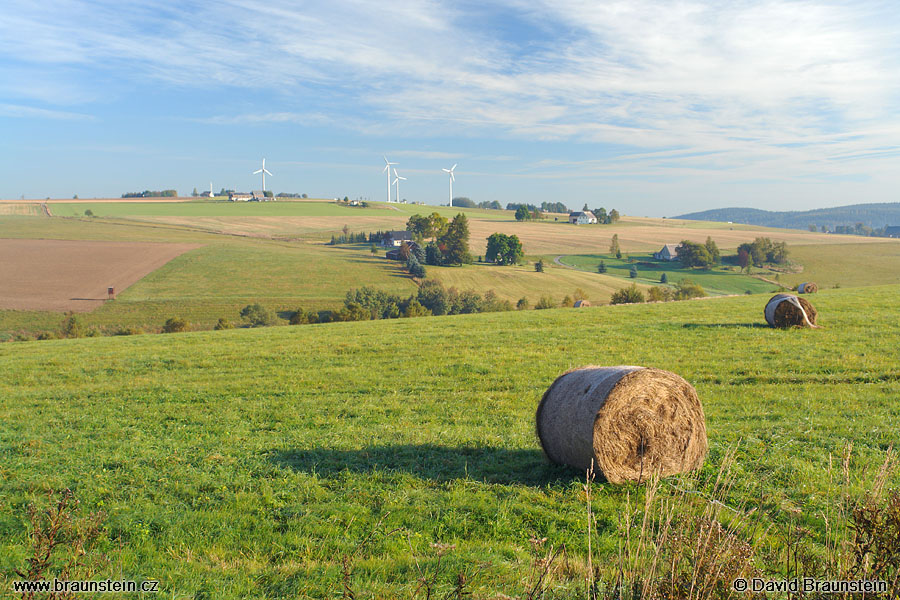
1, 286, 898, 597
558, 253, 780, 296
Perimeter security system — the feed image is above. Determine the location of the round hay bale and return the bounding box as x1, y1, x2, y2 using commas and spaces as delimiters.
573, 299, 591, 308
798, 282, 818, 294
764, 293, 818, 328
535, 366, 708, 483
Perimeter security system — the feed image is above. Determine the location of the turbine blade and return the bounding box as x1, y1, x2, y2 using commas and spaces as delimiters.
382, 164, 389, 173
451, 164, 457, 171
253, 169, 262, 174
399, 176, 407, 180
442, 169, 450, 173
393, 177, 399, 185
264, 169, 273, 176
450, 173, 455, 181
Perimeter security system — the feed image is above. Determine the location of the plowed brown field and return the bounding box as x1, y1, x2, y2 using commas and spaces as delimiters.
0, 239, 200, 311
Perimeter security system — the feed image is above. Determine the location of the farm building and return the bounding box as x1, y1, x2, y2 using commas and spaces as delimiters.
885, 225, 900, 238
568, 211, 597, 225
653, 244, 679, 261
382, 230, 414, 247
385, 241, 420, 260
229, 192, 252, 202
251, 191, 273, 202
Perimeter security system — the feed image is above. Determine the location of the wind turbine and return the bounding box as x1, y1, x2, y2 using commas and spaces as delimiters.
392, 168, 407, 204
253, 158, 273, 192
442, 164, 457, 207
382, 156, 397, 202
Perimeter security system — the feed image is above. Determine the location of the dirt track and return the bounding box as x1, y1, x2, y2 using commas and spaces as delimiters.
0, 239, 200, 312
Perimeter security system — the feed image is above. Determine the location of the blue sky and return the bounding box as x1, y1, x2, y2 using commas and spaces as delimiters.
1, 0, 899, 215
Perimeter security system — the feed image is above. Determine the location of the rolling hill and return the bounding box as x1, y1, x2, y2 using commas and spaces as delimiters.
675, 202, 900, 231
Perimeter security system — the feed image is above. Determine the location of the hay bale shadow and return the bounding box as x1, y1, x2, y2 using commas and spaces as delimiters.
681, 323, 768, 329
269, 444, 577, 486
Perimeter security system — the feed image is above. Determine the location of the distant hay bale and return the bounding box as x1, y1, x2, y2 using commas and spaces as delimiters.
764, 293, 818, 328
798, 282, 818, 294
535, 366, 708, 483
574, 300, 591, 308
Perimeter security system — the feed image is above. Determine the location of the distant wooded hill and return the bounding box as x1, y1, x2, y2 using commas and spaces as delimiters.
675, 203, 900, 233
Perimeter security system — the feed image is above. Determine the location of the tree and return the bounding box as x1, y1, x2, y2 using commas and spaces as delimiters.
610, 284, 644, 304
535, 259, 545, 272
428, 212, 449, 239
629, 265, 638, 278
192, 187, 199, 197
809, 224, 817, 232
240, 304, 276, 327
583, 203, 590, 211
406, 214, 430, 240
609, 234, 620, 256
214, 317, 234, 330
84, 209, 94, 217
402, 300, 431, 317
370, 243, 378, 255
61, 313, 85, 338
660, 272, 668, 284
561, 295, 574, 307
452, 197, 476, 208
597, 261, 607, 273
647, 286, 673, 302
485, 233, 524, 265
738, 249, 750, 272
409, 261, 426, 278
593, 207, 608, 224
412, 244, 425, 264
438, 213, 473, 265
676, 240, 713, 268
535, 296, 555, 309
417, 280, 450, 315
342, 224, 350, 237
425, 242, 443, 266
515, 205, 532, 221
674, 279, 706, 300
398, 241, 411, 262
517, 297, 529, 310
704, 237, 721, 265
608, 209, 620, 223
163, 317, 189, 333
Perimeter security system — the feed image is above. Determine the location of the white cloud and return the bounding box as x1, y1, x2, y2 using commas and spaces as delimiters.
1, 0, 899, 191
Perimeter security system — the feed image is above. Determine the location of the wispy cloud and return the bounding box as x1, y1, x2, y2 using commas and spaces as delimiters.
0, 103, 93, 120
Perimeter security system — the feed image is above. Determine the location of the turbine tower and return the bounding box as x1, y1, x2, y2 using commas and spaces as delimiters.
382, 156, 397, 202
253, 158, 273, 192
442, 164, 457, 207
392, 168, 407, 204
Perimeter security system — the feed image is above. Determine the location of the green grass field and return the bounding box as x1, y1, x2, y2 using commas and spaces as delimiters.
1, 286, 898, 597
558, 253, 781, 296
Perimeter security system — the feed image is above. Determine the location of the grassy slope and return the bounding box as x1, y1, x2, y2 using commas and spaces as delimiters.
3, 208, 900, 338
430, 260, 651, 305
558, 253, 780, 296
1, 286, 898, 597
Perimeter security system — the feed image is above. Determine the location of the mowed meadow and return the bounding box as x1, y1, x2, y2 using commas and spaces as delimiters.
1, 286, 898, 597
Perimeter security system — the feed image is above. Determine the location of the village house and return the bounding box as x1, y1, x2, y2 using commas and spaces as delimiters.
382, 230, 414, 247
228, 192, 252, 202
653, 244, 679, 261
568, 211, 598, 225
